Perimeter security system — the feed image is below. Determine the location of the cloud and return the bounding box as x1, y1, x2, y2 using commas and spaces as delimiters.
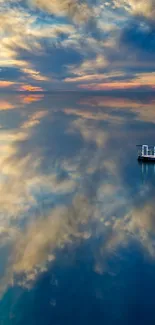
120, 18, 155, 57
0, 100, 15, 110
117, 0, 155, 20
0, 0, 155, 91
64, 69, 131, 84
21, 110, 48, 128
0, 96, 82, 222
80, 94, 155, 124
0, 4, 78, 89
60, 107, 124, 124
19, 94, 44, 104
1, 92, 155, 296
18, 85, 44, 91
13, 194, 92, 273
78, 71, 155, 91
28, 0, 93, 25
20, 68, 50, 82
0, 193, 93, 295
0, 144, 153, 293
0, 81, 15, 88
66, 55, 108, 78
68, 117, 108, 147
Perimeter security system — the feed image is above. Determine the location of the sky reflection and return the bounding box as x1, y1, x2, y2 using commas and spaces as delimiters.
0, 92, 155, 323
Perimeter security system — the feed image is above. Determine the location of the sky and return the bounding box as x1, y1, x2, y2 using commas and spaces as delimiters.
0, 0, 155, 92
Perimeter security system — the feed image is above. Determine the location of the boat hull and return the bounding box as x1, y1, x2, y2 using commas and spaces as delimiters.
138, 156, 155, 162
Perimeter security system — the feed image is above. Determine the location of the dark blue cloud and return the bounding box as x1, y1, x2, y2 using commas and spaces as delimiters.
15, 43, 83, 79
120, 18, 155, 57
0, 67, 22, 81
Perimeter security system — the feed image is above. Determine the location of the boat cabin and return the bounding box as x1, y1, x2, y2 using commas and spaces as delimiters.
137, 145, 155, 161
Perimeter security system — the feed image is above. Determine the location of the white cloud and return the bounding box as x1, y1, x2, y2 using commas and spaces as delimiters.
28, 0, 93, 24
113, 0, 155, 19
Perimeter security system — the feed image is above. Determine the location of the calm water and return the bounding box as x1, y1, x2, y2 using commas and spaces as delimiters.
0, 92, 155, 324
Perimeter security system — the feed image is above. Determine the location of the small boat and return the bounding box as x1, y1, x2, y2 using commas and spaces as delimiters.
137, 145, 155, 162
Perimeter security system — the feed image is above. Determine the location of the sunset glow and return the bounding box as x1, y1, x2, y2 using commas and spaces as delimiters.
0, 0, 155, 92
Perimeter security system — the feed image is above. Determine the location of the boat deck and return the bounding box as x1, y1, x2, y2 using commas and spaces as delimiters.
137, 145, 155, 162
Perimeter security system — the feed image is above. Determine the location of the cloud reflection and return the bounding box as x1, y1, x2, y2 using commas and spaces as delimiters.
0, 93, 155, 298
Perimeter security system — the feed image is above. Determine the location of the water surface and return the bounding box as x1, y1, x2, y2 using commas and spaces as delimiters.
0, 92, 155, 324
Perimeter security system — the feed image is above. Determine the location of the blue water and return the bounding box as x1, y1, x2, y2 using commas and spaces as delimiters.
0, 92, 155, 324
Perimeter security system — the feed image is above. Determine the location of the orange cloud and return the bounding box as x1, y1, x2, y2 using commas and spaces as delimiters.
19, 94, 44, 104
0, 101, 15, 111
65, 72, 155, 91
0, 81, 15, 88
21, 68, 50, 82
78, 72, 155, 91
79, 81, 155, 91
19, 85, 44, 92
